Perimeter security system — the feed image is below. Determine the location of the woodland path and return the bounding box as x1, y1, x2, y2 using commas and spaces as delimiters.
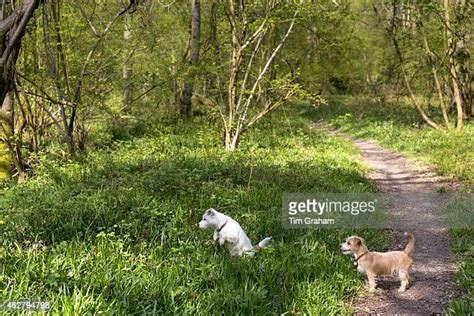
316, 122, 459, 314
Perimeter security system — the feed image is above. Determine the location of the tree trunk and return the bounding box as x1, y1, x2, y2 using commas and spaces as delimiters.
0, 0, 42, 180
1, 0, 41, 106
379, 3, 441, 129
42, 1, 71, 148
122, 14, 133, 112
453, 0, 471, 118
0, 93, 26, 182
226, 0, 240, 135
222, 3, 297, 151
180, 0, 200, 118
415, 3, 451, 128
206, 1, 221, 98
224, 130, 239, 152
444, 0, 464, 130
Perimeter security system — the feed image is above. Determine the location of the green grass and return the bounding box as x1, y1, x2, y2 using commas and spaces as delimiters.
313, 96, 474, 183
313, 96, 474, 315
0, 105, 391, 314
445, 229, 474, 315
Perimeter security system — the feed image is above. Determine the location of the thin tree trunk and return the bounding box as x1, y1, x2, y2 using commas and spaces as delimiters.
0, 93, 26, 182
378, 2, 441, 129
122, 14, 133, 112
223, 0, 241, 150
444, 0, 464, 130
207, 1, 221, 98
399, 50, 441, 130
42, 2, 69, 141
453, 0, 471, 117
224, 8, 297, 151
180, 0, 200, 118
415, 3, 451, 128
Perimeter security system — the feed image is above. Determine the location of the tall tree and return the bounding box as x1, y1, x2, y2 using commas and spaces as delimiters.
414, 0, 451, 128
443, 0, 471, 127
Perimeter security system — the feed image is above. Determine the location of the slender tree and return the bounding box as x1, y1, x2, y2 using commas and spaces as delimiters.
414, 1, 451, 128
222, 1, 298, 151
443, 0, 463, 129
180, 0, 201, 118
122, 13, 133, 113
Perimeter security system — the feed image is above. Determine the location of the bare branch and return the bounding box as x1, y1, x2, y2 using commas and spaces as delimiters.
0, 10, 17, 36
237, 10, 298, 133
235, 32, 265, 113
72, 0, 99, 36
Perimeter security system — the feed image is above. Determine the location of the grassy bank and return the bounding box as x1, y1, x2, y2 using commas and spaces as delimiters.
313, 96, 474, 183
445, 229, 474, 314
0, 105, 390, 314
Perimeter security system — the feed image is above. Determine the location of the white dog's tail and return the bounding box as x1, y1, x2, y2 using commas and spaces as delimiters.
253, 237, 272, 252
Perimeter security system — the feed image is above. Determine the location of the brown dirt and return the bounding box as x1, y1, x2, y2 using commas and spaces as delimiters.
316, 123, 460, 315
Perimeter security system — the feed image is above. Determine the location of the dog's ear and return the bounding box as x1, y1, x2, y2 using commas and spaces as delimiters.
206, 208, 215, 216
355, 237, 362, 246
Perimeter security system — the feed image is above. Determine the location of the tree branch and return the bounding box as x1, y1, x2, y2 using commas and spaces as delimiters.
0, 0, 40, 67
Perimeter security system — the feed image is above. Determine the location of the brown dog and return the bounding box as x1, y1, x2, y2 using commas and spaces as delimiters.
340, 232, 415, 293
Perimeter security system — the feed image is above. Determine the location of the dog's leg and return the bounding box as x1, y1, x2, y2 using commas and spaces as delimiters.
204, 231, 218, 245
218, 237, 226, 246
398, 270, 409, 292
367, 273, 377, 293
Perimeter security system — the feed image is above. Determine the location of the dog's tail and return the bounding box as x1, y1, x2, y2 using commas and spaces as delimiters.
253, 237, 272, 252
404, 232, 415, 257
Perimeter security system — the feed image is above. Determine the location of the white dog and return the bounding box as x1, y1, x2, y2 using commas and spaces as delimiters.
198, 208, 272, 256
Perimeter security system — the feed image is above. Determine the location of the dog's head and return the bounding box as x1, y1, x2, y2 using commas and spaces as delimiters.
198, 208, 219, 229
340, 236, 365, 255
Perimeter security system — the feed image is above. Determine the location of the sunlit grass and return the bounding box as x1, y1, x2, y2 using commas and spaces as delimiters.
0, 105, 390, 314
314, 96, 474, 183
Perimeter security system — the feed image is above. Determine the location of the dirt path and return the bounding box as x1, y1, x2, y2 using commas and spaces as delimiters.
316, 123, 459, 315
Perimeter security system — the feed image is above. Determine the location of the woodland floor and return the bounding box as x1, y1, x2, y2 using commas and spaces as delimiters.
316, 122, 460, 314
